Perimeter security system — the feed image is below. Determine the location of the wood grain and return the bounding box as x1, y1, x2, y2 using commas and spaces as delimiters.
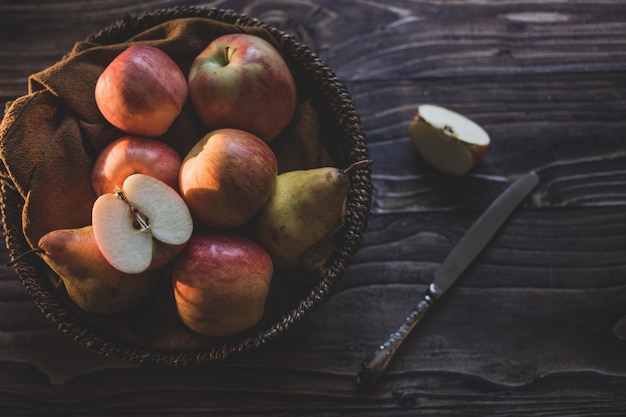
1, 0, 626, 415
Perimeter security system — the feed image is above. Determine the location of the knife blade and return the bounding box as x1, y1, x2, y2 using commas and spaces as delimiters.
356, 171, 539, 385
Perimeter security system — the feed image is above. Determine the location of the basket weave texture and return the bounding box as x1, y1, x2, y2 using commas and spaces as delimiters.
0, 6, 372, 366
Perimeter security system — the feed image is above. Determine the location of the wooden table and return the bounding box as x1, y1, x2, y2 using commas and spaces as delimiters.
1, 1, 625, 415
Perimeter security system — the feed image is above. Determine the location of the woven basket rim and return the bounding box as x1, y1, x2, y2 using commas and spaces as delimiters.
1, 5, 372, 367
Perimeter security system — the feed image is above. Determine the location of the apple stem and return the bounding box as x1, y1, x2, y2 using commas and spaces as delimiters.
223, 46, 236, 65
115, 186, 151, 231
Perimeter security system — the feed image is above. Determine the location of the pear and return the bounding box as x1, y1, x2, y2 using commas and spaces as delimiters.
252, 166, 351, 271
37, 226, 160, 315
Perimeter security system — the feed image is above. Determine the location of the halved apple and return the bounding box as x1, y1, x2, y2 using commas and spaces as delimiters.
409, 104, 490, 175
92, 173, 193, 274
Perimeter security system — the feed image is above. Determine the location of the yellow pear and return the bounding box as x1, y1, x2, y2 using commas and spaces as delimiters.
37, 226, 160, 315
252, 166, 350, 271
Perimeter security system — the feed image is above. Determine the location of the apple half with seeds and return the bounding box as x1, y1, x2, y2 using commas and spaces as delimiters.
409, 104, 490, 175
92, 173, 193, 274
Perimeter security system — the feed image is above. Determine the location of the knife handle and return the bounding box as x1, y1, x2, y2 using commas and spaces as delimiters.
357, 283, 443, 385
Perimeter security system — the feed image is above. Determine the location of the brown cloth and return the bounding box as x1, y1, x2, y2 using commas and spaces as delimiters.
0, 17, 337, 350
0, 17, 334, 249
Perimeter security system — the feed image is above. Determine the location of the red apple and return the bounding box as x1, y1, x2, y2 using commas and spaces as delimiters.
187, 33, 297, 142
409, 104, 490, 175
172, 230, 273, 337
179, 128, 278, 229
95, 44, 188, 137
91, 136, 182, 195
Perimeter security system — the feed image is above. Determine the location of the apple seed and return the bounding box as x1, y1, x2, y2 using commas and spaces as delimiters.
114, 186, 150, 232
443, 125, 456, 136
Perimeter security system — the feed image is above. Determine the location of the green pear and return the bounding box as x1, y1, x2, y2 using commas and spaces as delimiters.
252, 166, 350, 271
37, 226, 160, 315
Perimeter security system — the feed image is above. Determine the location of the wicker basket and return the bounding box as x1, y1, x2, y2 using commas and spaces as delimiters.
0, 6, 372, 366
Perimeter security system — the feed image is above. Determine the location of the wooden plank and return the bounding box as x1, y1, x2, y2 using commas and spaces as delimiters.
2, 1, 626, 101
0, 0, 625, 415
348, 72, 626, 213
1, 207, 625, 414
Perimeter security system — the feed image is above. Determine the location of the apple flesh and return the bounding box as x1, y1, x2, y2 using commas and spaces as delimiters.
92, 173, 193, 274
409, 104, 490, 175
91, 136, 182, 195
179, 128, 278, 229
172, 230, 273, 337
188, 33, 297, 142
95, 44, 188, 137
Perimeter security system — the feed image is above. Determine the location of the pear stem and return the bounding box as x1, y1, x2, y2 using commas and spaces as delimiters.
6, 247, 45, 267
344, 159, 374, 175
115, 186, 150, 232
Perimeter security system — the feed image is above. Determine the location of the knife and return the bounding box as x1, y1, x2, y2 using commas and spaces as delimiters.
356, 171, 539, 385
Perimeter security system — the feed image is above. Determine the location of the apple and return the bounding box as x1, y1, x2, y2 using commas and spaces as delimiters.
95, 44, 188, 137
408, 104, 490, 175
172, 230, 273, 337
187, 33, 297, 142
91, 136, 182, 195
179, 128, 278, 229
92, 173, 193, 274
